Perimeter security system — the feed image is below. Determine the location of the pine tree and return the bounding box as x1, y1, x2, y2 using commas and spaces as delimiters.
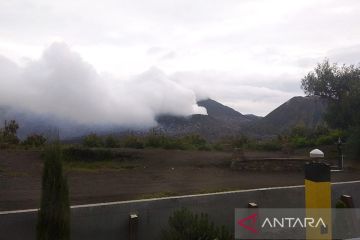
37, 144, 70, 240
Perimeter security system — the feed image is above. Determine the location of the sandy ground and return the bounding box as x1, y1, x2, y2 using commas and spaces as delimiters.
1, 149, 359, 211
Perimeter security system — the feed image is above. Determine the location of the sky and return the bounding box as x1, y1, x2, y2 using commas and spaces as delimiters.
1, 0, 360, 126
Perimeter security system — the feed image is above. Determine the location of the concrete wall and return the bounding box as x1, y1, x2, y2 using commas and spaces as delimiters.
1, 180, 359, 240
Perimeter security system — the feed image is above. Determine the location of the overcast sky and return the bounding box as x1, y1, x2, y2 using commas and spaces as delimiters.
1, 0, 360, 122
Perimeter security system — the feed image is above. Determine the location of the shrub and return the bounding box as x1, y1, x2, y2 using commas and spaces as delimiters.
62, 147, 114, 162
315, 135, 334, 146
83, 133, 103, 147
122, 135, 144, 149
37, 144, 70, 240
211, 143, 225, 151
104, 135, 119, 148
0, 119, 20, 146
23, 134, 47, 147
182, 134, 206, 147
256, 140, 282, 151
292, 136, 313, 148
230, 135, 249, 149
346, 126, 360, 160
161, 208, 232, 240
290, 125, 309, 138
145, 132, 165, 148
163, 138, 186, 150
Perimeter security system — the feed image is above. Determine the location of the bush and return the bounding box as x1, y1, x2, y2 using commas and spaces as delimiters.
161, 208, 232, 240
62, 147, 114, 162
255, 140, 282, 151
37, 144, 70, 240
163, 138, 186, 150
83, 133, 103, 147
211, 143, 225, 151
0, 119, 20, 146
292, 136, 313, 148
23, 134, 47, 147
104, 135, 119, 148
346, 127, 360, 160
122, 135, 144, 149
145, 132, 165, 148
315, 135, 334, 146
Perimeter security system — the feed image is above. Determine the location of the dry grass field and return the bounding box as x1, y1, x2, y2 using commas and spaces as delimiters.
1, 148, 359, 211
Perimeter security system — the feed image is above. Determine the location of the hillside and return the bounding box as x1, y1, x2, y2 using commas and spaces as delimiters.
0, 96, 328, 140
246, 96, 328, 136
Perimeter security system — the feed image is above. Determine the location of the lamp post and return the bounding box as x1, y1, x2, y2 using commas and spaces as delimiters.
337, 137, 343, 170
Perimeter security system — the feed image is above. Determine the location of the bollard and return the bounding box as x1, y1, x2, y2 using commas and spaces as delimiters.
341, 195, 354, 208
247, 202, 258, 208
129, 213, 138, 240
305, 161, 331, 239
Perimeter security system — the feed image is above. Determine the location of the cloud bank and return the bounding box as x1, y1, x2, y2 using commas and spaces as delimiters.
0, 42, 206, 128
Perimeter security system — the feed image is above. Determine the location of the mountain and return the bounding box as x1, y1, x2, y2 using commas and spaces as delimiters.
0, 96, 328, 140
197, 99, 250, 123
155, 98, 261, 139
157, 96, 328, 139
246, 96, 328, 136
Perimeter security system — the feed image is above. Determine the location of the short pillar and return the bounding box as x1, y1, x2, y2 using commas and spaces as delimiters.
305, 161, 331, 239
341, 195, 354, 208
129, 213, 138, 240
247, 202, 258, 208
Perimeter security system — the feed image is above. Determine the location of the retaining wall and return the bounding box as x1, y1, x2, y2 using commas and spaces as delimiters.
1, 180, 359, 240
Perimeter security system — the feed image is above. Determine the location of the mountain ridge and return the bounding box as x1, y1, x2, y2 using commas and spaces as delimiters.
0, 96, 328, 140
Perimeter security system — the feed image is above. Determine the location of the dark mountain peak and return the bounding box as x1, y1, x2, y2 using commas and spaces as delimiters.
261, 95, 328, 131
197, 98, 248, 121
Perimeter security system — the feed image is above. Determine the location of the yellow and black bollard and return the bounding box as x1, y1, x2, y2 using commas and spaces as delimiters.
305, 161, 331, 239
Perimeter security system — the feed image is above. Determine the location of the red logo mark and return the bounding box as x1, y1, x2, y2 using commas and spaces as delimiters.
237, 213, 258, 233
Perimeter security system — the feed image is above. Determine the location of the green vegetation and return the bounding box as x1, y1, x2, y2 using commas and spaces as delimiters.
63, 147, 115, 162
62, 146, 137, 162
0, 119, 48, 149
22, 134, 47, 148
218, 124, 345, 153
82, 133, 104, 147
82, 131, 215, 151
64, 160, 138, 172
0, 120, 20, 147
62, 146, 138, 171
37, 144, 70, 240
302, 59, 360, 159
78, 124, 345, 154
161, 208, 233, 240
104, 135, 119, 148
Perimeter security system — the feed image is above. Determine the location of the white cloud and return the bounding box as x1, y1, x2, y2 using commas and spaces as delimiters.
0, 43, 206, 127
0, 0, 360, 116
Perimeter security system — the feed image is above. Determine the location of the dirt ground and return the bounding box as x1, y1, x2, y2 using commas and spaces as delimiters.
1, 149, 359, 211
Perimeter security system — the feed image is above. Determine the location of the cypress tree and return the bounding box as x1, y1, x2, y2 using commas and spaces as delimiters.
37, 143, 70, 240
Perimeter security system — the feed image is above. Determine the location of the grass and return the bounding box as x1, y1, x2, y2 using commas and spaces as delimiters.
64, 161, 139, 172
5, 171, 29, 177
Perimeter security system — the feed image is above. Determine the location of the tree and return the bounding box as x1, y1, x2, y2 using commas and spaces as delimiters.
37, 144, 70, 240
23, 134, 47, 147
301, 59, 360, 129
104, 135, 119, 148
0, 120, 20, 145
83, 133, 103, 147
301, 59, 360, 158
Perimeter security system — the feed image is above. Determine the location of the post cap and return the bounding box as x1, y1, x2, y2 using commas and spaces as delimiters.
310, 149, 324, 158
